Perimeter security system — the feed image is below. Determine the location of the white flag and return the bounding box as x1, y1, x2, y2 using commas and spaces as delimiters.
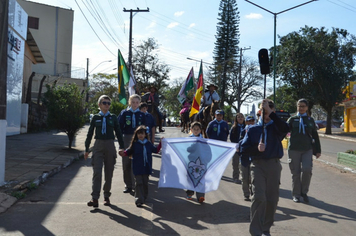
128, 66, 136, 96
159, 137, 236, 193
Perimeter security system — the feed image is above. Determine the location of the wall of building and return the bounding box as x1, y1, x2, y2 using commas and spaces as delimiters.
17, 0, 74, 76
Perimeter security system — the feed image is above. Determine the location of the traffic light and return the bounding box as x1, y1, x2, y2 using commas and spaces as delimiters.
258, 49, 270, 75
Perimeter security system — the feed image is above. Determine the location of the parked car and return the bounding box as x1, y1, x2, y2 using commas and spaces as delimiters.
315, 120, 337, 129
275, 110, 291, 122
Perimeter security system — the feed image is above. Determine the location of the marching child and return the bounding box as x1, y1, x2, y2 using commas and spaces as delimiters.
229, 113, 246, 184
139, 102, 156, 142
206, 110, 229, 141
185, 121, 205, 203
119, 125, 162, 207
239, 115, 255, 201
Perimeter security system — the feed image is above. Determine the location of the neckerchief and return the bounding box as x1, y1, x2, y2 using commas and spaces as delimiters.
138, 139, 148, 166
297, 112, 307, 134
214, 118, 224, 136
129, 107, 140, 128
99, 111, 110, 135
189, 133, 203, 138
257, 119, 274, 147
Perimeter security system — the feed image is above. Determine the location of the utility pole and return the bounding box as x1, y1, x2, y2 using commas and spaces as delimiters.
123, 8, 149, 69
238, 47, 251, 112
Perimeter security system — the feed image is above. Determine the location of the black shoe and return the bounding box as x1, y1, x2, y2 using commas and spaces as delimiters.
301, 193, 309, 203
262, 231, 271, 236
87, 199, 98, 208
104, 197, 111, 206
123, 188, 132, 193
244, 196, 251, 201
293, 196, 300, 203
159, 128, 165, 132
136, 203, 143, 207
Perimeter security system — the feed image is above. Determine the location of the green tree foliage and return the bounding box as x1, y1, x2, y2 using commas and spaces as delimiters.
276, 26, 356, 134
132, 38, 170, 94
212, 0, 240, 108
87, 73, 126, 116
267, 84, 297, 114
42, 83, 86, 149
161, 79, 186, 119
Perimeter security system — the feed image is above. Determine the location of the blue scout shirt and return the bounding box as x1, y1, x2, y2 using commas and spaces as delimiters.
206, 119, 229, 141
118, 109, 147, 135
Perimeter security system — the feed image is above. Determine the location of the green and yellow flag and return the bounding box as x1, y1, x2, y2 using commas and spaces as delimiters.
118, 49, 130, 105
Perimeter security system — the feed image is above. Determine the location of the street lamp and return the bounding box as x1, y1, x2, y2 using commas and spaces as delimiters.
245, 0, 317, 106
89, 60, 112, 74
186, 57, 213, 65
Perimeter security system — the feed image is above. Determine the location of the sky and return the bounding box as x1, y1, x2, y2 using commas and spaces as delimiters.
25, 0, 356, 114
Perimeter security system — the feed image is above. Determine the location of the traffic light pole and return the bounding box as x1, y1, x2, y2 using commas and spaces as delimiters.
245, 0, 317, 107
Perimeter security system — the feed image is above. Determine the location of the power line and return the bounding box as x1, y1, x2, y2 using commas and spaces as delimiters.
74, 0, 116, 56
327, 0, 356, 13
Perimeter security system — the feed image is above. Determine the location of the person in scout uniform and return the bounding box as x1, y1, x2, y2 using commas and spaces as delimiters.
118, 94, 147, 193
85, 95, 124, 208
287, 98, 321, 203
206, 110, 229, 141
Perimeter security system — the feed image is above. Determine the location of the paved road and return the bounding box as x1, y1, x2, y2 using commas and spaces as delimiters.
0, 127, 355, 236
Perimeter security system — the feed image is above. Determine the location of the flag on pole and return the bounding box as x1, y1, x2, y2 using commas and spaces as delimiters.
118, 49, 130, 105
159, 137, 237, 193
189, 60, 203, 117
177, 67, 194, 104
128, 66, 136, 97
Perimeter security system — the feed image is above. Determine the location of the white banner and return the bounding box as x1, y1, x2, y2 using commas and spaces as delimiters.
159, 137, 237, 193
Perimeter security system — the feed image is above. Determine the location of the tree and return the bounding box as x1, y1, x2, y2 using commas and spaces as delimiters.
276, 26, 356, 134
132, 38, 170, 93
212, 0, 240, 108
43, 83, 86, 149
226, 58, 263, 113
161, 79, 188, 119
267, 84, 297, 114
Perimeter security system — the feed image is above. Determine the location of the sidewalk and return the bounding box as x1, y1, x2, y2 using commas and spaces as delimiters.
0, 125, 88, 213
0, 125, 355, 213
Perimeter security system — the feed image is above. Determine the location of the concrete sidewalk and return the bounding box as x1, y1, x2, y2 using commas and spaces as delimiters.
0, 125, 89, 213
0, 125, 355, 213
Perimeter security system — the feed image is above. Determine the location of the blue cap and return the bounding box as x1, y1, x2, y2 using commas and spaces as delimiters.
246, 115, 255, 121
215, 110, 224, 115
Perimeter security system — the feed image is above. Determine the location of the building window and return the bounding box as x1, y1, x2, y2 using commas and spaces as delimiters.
28, 16, 39, 29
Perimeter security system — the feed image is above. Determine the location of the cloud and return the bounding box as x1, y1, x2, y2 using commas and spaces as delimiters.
174, 11, 184, 17
189, 23, 195, 29
245, 13, 263, 19
147, 21, 156, 29
167, 22, 179, 28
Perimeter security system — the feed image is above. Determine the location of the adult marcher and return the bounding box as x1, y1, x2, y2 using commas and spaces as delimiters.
287, 98, 321, 203
84, 95, 124, 208
140, 102, 156, 142
229, 113, 245, 184
197, 84, 220, 119
141, 85, 165, 132
206, 110, 229, 141
118, 94, 147, 193
240, 99, 289, 236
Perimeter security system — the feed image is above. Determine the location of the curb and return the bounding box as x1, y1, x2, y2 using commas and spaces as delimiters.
0, 151, 84, 214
